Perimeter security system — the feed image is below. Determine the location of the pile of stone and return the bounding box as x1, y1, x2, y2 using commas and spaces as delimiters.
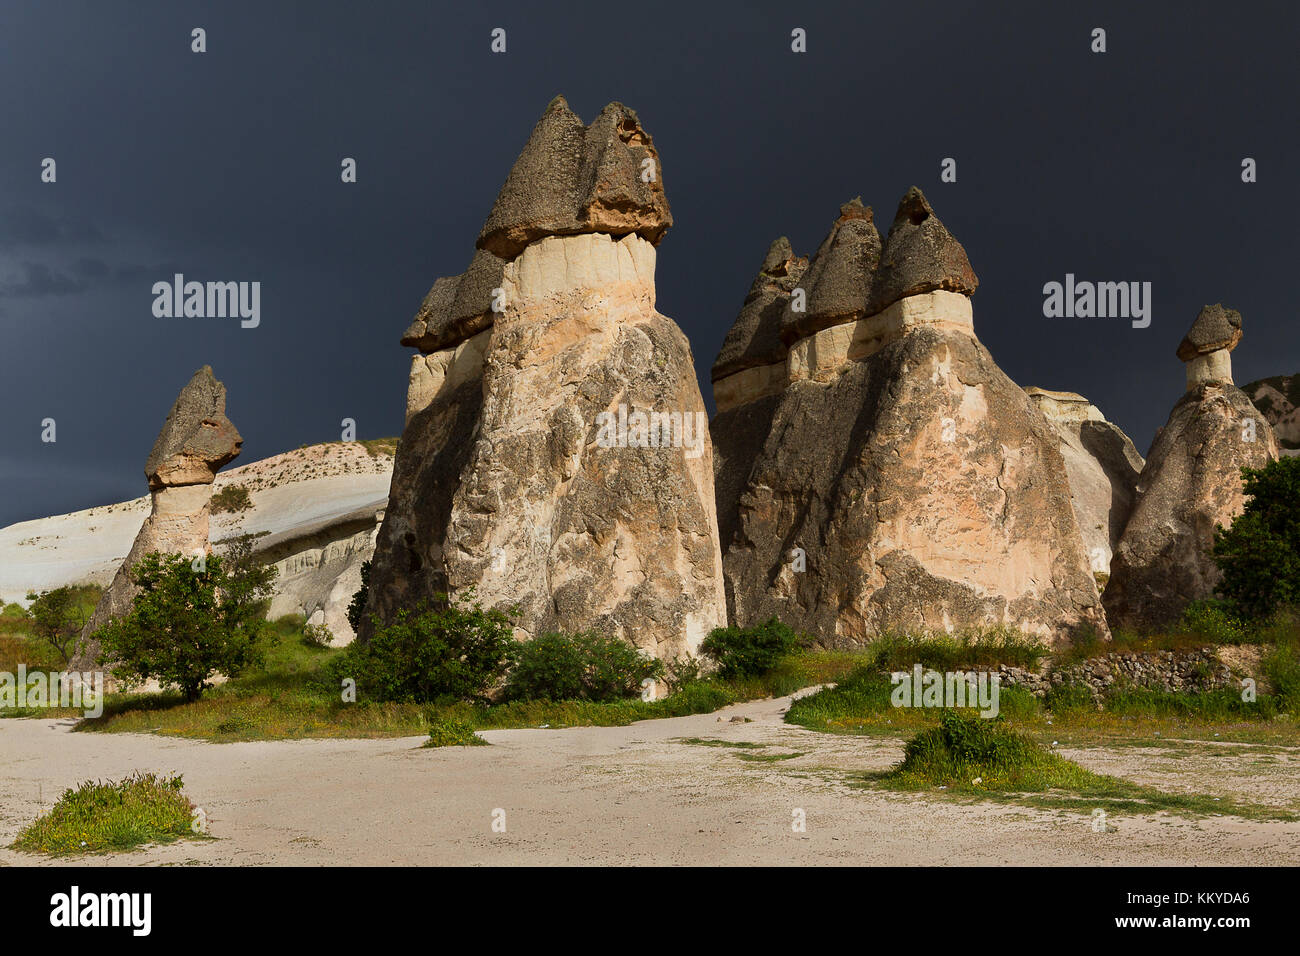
998, 647, 1236, 702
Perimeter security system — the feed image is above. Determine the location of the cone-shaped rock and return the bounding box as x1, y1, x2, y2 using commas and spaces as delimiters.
369, 98, 723, 662
711, 238, 808, 552
872, 187, 978, 312
74, 366, 242, 670
779, 199, 879, 343
710, 190, 1105, 644
477, 97, 672, 261
1105, 306, 1278, 630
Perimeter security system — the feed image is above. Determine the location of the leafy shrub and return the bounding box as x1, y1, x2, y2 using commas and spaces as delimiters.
24, 583, 102, 664
1262, 639, 1300, 712
95, 544, 276, 701
302, 621, 333, 648
425, 715, 487, 747
700, 618, 805, 679
1213, 457, 1300, 619
888, 710, 1078, 790
10, 772, 199, 855
663, 654, 705, 693
328, 590, 515, 704
346, 559, 371, 634
1177, 599, 1253, 644
503, 631, 663, 702
210, 484, 253, 514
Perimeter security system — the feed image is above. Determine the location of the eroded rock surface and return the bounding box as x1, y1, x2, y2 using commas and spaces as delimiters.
1024, 387, 1144, 574
365, 99, 723, 661
711, 190, 1106, 646
75, 366, 242, 670
1105, 306, 1278, 631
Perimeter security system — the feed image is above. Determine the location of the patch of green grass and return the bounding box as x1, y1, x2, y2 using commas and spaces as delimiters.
735, 751, 805, 762
425, 715, 487, 747
69, 614, 872, 742
871, 711, 1293, 821
675, 737, 765, 749
10, 772, 205, 855
863, 626, 1047, 671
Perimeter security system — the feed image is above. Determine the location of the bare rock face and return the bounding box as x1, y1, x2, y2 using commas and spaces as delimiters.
1105, 307, 1278, 631
1242, 373, 1300, 455
75, 366, 242, 670
1024, 388, 1144, 575
711, 189, 1107, 646
365, 99, 724, 662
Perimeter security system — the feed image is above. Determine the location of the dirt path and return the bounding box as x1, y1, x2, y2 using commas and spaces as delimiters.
2, 694, 1297, 866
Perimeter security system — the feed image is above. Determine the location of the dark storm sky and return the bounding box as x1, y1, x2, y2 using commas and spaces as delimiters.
2, 0, 1297, 528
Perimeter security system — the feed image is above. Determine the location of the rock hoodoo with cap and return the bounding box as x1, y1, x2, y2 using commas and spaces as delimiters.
74, 366, 242, 670
1104, 304, 1278, 630
710, 188, 1107, 646
365, 96, 725, 662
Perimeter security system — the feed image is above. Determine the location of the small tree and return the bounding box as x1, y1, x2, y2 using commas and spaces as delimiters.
329, 589, 516, 704
24, 584, 101, 665
1213, 457, 1300, 620
95, 545, 276, 701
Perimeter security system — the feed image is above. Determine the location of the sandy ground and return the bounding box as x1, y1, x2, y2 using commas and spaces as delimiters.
2, 693, 1297, 866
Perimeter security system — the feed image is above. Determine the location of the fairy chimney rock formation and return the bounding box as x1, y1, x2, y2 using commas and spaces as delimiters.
75, 366, 242, 670
711, 188, 1107, 646
368, 97, 724, 663
1178, 303, 1242, 389
1104, 306, 1278, 631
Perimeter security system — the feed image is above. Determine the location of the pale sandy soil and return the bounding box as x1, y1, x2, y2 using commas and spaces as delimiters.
2, 693, 1297, 866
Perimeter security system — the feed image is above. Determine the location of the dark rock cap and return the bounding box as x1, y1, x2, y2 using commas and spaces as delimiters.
144, 366, 242, 487
401, 249, 507, 353
1177, 303, 1243, 361
871, 186, 977, 312
780, 198, 880, 343
713, 237, 808, 381
477, 96, 672, 260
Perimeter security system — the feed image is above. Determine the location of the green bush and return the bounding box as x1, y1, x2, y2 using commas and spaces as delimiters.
10, 772, 199, 855
1177, 599, 1253, 644
346, 559, 371, 634
1213, 457, 1300, 619
425, 715, 487, 747
210, 484, 253, 514
328, 590, 516, 704
700, 618, 804, 679
25, 583, 102, 665
503, 631, 663, 702
302, 621, 333, 648
1262, 640, 1300, 712
95, 541, 276, 701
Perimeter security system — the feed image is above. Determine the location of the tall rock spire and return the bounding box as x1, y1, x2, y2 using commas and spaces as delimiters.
1105, 305, 1278, 630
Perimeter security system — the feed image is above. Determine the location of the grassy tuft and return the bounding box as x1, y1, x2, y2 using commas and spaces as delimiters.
425, 715, 487, 747
11, 772, 204, 855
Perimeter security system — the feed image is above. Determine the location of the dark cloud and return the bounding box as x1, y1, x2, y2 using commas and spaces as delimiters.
0, 206, 105, 246
0, 262, 89, 297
